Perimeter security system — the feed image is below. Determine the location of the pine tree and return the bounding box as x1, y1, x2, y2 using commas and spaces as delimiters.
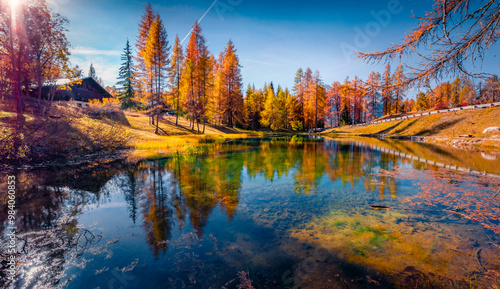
117, 39, 137, 110
340, 103, 351, 126
89, 63, 96, 79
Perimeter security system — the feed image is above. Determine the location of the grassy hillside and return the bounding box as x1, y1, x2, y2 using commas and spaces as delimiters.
0, 101, 266, 167
323, 107, 500, 149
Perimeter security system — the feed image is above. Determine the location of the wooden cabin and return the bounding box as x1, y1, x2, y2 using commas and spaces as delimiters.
36, 77, 111, 102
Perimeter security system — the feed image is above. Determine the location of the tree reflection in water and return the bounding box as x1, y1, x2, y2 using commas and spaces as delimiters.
1, 137, 499, 288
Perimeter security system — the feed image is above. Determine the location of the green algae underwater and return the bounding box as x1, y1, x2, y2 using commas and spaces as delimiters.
1, 136, 500, 288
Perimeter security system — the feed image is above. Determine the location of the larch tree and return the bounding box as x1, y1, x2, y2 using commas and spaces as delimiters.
365, 71, 381, 122
326, 81, 342, 127
220, 39, 243, 128
382, 63, 392, 115
212, 52, 225, 126
261, 86, 279, 130
135, 3, 156, 116
181, 21, 211, 132
144, 14, 170, 134
483, 75, 499, 103
392, 64, 405, 114
169, 35, 183, 125
117, 39, 137, 110
293, 68, 305, 127
350, 76, 364, 124
358, 0, 500, 87
339, 77, 352, 125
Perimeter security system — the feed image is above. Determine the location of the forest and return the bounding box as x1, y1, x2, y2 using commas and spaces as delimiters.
2, 1, 499, 135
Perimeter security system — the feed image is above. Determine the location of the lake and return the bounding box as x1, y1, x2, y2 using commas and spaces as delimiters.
1, 136, 500, 288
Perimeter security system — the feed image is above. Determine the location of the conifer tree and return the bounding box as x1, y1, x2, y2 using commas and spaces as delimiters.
144, 14, 170, 134
169, 35, 184, 125
365, 71, 380, 121
135, 3, 156, 118
382, 63, 392, 115
220, 40, 243, 128
392, 64, 405, 114
117, 39, 137, 110
88, 63, 96, 79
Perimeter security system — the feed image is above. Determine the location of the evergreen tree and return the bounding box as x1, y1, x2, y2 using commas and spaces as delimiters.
89, 63, 96, 79
117, 39, 137, 110
340, 103, 351, 126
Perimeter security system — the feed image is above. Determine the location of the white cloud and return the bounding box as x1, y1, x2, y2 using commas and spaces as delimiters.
69, 54, 120, 87
71, 46, 121, 56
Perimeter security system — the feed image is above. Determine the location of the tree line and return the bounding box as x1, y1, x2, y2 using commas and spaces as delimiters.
117, 3, 244, 134
118, 4, 500, 133
0, 0, 72, 113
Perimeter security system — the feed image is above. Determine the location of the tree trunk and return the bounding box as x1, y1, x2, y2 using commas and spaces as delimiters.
155, 113, 159, 134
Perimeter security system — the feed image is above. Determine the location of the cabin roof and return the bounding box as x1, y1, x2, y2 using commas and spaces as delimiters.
43, 77, 111, 98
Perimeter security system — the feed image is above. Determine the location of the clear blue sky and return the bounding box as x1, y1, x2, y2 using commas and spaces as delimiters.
51, 0, 500, 95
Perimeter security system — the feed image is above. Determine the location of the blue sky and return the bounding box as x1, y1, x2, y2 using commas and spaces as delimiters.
49, 0, 500, 95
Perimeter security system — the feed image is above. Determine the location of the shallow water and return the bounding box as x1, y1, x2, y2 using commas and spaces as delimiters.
1, 137, 500, 288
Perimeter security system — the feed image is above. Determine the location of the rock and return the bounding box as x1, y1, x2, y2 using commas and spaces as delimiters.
481, 152, 497, 160
483, 127, 500, 133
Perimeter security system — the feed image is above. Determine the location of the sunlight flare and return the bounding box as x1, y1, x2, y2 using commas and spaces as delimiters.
8, 0, 20, 18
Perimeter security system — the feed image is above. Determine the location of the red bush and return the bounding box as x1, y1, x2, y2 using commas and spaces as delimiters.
434, 102, 448, 110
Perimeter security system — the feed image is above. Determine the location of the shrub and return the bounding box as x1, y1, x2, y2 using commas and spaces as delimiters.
290, 121, 303, 132
199, 135, 225, 144
434, 102, 448, 110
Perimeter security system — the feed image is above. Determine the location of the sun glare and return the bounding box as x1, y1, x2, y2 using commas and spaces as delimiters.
8, 0, 20, 17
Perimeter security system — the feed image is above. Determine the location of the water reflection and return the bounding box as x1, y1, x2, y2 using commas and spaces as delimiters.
1, 137, 500, 288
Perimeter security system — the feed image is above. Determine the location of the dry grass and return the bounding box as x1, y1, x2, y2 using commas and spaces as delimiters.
326, 107, 500, 137
118, 112, 264, 161
0, 101, 264, 165
323, 107, 500, 149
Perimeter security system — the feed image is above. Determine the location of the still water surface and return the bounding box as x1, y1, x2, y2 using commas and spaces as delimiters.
1, 137, 500, 288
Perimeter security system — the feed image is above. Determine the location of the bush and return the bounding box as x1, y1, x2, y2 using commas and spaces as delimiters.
199, 135, 225, 144
290, 121, 303, 132
85, 98, 130, 126
0, 127, 29, 165
434, 102, 448, 110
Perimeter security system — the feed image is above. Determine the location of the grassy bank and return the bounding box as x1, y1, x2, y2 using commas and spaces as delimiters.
121, 112, 273, 161
322, 107, 500, 150
0, 102, 274, 168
